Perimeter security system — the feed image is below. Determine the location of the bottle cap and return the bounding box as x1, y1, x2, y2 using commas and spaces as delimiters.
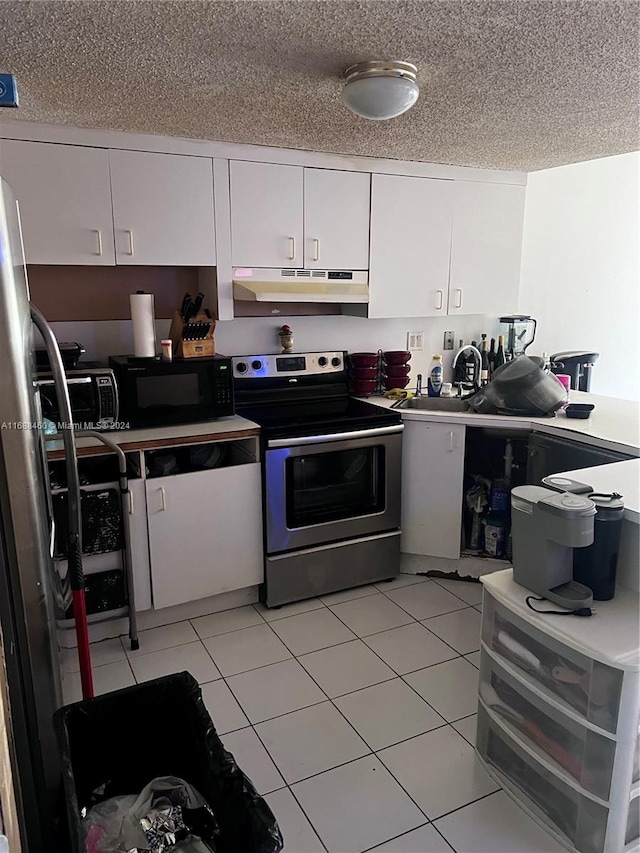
432, 354, 442, 360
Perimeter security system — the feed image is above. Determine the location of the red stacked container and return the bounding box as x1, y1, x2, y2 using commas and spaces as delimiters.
382, 351, 412, 391
348, 352, 380, 396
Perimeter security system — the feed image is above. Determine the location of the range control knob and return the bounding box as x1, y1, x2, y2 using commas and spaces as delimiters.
318, 356, 328, 367
236, 362, 248, 374
251, 360, 263, 371
331, 357, 342, 368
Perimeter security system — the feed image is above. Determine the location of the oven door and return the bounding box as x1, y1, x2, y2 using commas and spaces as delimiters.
37, 375, 98, 428
265, 424, 403, 553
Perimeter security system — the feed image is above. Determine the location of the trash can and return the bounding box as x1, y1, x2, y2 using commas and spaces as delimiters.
54, 671, 283, 853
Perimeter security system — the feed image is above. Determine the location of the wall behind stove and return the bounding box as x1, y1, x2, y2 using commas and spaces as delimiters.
49, 312, 504, 386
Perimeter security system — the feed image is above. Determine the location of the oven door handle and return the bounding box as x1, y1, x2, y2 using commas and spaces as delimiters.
267, 424, 404, 449
37, 377, 93, 386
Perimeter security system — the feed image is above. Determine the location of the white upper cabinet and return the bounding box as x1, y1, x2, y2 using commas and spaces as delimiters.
303, 168, 370, 269
229, 161, 370, 270
449, 180, 525, 316
0, 140, 116, 265
110, 150, 216, 266
230, 160, 304, 268
368, 174, 453, 318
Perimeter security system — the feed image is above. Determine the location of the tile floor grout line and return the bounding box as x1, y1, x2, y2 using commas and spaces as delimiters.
376, 584, 475, 624
417, 611, 483, 662
223, 675, 329, 727
284, 783, 331, 853
430, 575, 484, 607
430, 820, 459, 853
359, 821, 433, 853
249, 716, 374, 790
429, 787, 502, 824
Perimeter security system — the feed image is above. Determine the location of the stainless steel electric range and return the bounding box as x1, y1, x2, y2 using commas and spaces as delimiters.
232, 351, 403, 607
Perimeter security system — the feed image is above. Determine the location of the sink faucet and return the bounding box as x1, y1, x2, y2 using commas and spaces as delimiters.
415, 373, 423, 396
451, 345, 482, 395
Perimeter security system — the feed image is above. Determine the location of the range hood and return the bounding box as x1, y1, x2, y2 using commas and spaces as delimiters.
233, 268, 369, 303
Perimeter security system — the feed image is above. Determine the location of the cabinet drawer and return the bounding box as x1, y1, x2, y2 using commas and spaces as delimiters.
482, 592, 623, 733
480, 646, 616, 800
478, 702, 609, 853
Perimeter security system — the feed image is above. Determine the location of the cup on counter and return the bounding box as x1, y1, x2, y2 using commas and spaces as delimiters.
555, 373, 571, 407
161, 339, 173, 361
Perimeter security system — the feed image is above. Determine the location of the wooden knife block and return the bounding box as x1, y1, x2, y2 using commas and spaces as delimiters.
168, 310, 216, 358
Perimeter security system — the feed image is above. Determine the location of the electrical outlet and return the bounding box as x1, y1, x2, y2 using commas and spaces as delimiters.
407, 331, 424, 351
443, 331, 455, 350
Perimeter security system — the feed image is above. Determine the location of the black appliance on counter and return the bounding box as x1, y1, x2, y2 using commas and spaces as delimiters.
551, 350, 599, 392
36, 365, 119, 430
109, 354, 234, 428
233, 351, 403, 607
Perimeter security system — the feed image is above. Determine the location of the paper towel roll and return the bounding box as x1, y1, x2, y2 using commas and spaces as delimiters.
130, 292, 156, 358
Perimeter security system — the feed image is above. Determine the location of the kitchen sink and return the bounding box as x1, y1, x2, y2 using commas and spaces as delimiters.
400, 396, 471, 412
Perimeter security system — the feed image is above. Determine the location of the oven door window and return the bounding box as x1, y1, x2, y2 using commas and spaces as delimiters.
38, 380, 98, 426
286, 445, 385, 527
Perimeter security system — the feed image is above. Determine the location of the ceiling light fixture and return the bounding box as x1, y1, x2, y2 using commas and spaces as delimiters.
342, 60, 419, 121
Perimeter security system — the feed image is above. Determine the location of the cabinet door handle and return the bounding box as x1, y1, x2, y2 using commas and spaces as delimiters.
288, 237, 295, 260
454, 288, 463, 309
158, 487, 166, 511
128, 490, 134, 515
313, 238, 320, 262
448, 431, 455, 452
125, 229, 135, 256
435, 290, 444, 310
92, 229, 103, 256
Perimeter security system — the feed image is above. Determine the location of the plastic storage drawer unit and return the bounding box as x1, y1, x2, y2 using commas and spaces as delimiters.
480, 647, 617, 800
478, 702, 610, 853
482, 593, 623, 733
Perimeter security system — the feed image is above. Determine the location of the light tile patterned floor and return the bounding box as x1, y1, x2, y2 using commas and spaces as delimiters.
62, 574, 565, 853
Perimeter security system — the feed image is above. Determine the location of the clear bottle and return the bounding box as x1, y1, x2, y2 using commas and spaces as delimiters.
427, 355, 443, 397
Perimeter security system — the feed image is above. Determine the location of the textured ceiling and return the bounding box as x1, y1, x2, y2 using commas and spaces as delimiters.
1, 0, 638, 171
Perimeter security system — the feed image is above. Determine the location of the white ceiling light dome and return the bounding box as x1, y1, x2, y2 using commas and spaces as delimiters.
342, 60, 419, 120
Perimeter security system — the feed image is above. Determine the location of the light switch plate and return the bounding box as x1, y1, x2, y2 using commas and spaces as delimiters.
407, 331, 424, 351
443, 331, 455, 350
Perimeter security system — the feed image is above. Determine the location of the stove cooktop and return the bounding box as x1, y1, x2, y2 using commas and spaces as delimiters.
238, 396, 401, 440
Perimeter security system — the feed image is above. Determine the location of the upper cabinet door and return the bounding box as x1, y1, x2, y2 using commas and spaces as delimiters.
0, 140, 115, 265
303, 169, 371, 269
110, 150, 216, 266
449, 181, 526, 316
368, 174, 453, 318
230, 161, 303, 268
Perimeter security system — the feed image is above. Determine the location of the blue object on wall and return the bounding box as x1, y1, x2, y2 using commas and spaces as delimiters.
0, 74, 19, 107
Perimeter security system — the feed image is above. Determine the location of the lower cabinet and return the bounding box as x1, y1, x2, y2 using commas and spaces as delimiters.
145, 459, 263, 609
401, 420, 466, 559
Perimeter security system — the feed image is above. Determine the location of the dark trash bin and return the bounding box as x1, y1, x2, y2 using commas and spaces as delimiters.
54, 671, 283, 853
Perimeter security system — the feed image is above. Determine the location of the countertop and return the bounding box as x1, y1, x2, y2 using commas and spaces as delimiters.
45, 414, 261, 458
362, 390, 640, 455
553, 458, 639, 524
482, 568, 639, 668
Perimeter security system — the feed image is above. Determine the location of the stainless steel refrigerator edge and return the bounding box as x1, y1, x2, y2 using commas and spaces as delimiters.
0, 178, 63, 848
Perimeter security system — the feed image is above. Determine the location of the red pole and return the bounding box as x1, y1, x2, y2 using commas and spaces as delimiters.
72, 589, 94, 699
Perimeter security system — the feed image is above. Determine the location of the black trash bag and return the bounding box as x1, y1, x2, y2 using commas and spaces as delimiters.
54, 672, 283, 853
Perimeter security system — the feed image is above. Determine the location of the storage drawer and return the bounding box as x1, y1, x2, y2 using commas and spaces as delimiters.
480, 647, 617, 800
482, 592, 623, 733
478, 702, 609, 853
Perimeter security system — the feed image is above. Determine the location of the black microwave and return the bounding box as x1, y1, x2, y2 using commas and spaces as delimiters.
36, 367, 118, 430
108, 355, 234, 428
